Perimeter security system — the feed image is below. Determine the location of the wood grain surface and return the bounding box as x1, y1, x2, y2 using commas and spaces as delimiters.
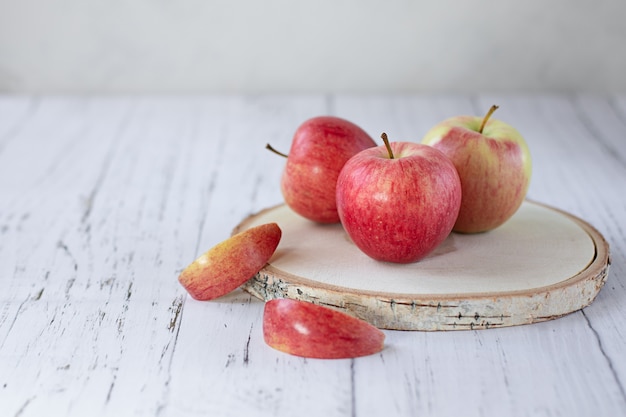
237, 201, 609, 330
0, 95, 625, 417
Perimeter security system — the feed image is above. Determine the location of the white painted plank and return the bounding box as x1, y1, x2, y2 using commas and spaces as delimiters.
0, 95, 625, 417
0, 96, 38, 151
164, 292, 356, 417
0, 97, 233, 415
356, 314, 626, 417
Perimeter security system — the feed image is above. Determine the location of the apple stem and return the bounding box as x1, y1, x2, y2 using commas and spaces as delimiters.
479, 105, 499, 134
266, 143, 288, 158
381, 133, 394, 159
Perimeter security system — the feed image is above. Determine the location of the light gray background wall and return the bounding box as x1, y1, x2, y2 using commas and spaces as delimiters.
1, 0, 624, 94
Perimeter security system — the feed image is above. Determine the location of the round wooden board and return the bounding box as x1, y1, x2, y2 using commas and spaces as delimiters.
233, 201, 610, 331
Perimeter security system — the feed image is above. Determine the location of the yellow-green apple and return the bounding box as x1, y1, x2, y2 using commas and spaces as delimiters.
178, 223, 281, 300
263, 298, 385, 359
336, 133, 462, 263
421, 105, 532, 233
267, 116, 376, 223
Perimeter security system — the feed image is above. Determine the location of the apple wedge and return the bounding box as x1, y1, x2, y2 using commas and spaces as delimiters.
178, 223, 281, 301
263, 298, 385, 359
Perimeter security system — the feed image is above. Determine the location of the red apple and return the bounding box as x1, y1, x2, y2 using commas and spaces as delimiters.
336, 134, 462, 263
421, 105, 532, 233
263, 298, 385, 359
267, 116, 376, 223
178, 223, 281, 300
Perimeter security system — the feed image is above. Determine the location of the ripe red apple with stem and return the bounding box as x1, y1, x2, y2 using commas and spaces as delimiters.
178, 223, 281, 300
263, 298, 385, 359
421, 105, 532, 233
267, 116, 376, 223
336, 133, 462, 263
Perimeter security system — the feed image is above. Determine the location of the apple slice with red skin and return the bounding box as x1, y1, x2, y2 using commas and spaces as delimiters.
263, 298, 385, 359
178, 223, 281, 301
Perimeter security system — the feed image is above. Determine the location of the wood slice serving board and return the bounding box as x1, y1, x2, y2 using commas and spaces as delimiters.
233, 201, 610, 331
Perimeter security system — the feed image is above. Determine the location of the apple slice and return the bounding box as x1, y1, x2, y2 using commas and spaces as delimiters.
263, 298, 385, 359
178, 223, 281, 301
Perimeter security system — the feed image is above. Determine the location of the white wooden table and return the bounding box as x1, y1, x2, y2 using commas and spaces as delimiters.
1, 94, 625, 417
